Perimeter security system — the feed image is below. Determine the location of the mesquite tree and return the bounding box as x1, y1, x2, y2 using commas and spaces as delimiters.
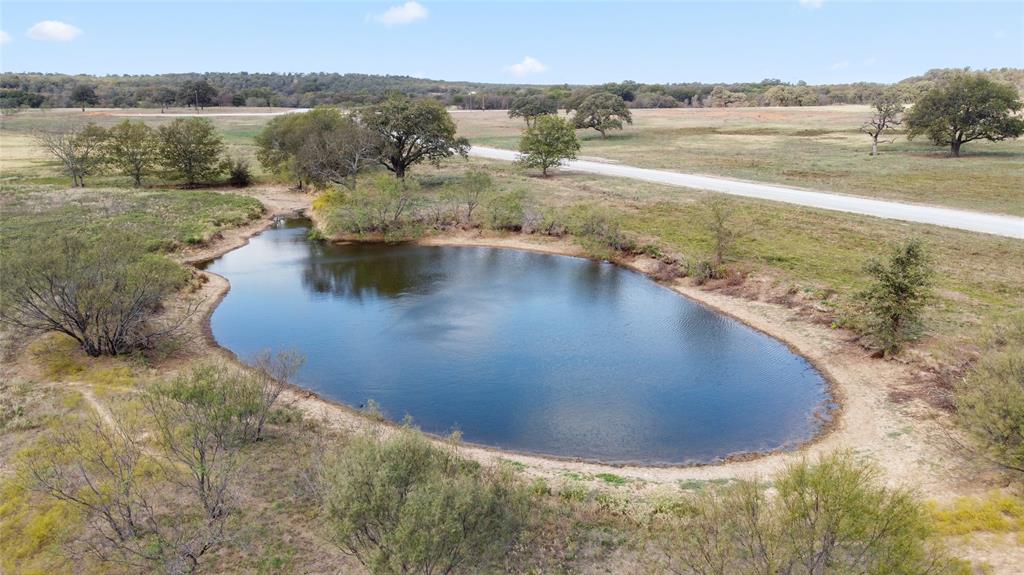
35, 123, 107, 187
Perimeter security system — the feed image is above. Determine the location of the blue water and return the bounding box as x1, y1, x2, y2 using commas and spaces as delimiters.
204, 219, 831, 464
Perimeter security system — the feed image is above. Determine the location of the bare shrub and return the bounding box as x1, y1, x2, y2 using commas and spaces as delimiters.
35, 123, 107, 187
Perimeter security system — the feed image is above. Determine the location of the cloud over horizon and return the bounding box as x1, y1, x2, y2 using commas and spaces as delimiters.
0, 31, 11, 45
27, 20, 82, 42
371, 1, 428, 26
506, 56, 548, 77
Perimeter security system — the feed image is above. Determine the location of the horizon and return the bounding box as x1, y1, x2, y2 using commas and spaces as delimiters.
1, 1, 1021, 84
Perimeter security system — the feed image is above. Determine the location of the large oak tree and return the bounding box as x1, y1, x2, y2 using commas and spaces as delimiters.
360, 95, 469, 179
906, 72, 1024, 157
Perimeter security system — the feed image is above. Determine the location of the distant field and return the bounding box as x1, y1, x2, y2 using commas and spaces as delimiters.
454, 106, 1024, 216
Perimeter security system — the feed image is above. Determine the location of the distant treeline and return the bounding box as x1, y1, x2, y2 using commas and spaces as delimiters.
2, 68, 1021, 110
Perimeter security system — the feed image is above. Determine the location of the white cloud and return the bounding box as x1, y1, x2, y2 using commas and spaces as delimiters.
799, 0, 824, 9
27, 20, 82, 42
506, 56, 548, 78
371, 1, 428, 26
830, 60, 849, 71
0, 31, 11, 45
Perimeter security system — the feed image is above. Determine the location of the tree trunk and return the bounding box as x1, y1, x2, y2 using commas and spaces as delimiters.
951, 140, 962, 157
870, 136, 878, 156
394, 164, 406, 179
599, 129, 607, 139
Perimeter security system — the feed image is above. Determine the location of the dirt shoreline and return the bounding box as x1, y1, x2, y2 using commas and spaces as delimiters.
183, 188, 999, 499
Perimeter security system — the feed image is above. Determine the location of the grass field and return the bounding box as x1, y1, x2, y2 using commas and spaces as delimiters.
454, 106, 1024, 216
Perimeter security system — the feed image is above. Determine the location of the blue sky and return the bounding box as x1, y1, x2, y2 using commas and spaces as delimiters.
1, 1, 1021, 85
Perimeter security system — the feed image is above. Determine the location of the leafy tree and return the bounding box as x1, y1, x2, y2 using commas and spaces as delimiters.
516, 114, 580, 176
178, 79, 218, 109
35, 123, 108, 187
858, 240, 933, 356
70, 84, 99, 111
572, 92, 632, 138
103, 120, 158, 186
155, 87, 177, 113
318, 428, 528, 575
157, 117, 226, 187
507, 94, 558, 127
905, 72, 1024, 156
861, 90, 905, 156
361, 95, 469, 178
0, 232, 189, 357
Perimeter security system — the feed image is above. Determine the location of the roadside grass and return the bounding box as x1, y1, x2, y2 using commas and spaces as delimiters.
432, 157, 1024, 355
454, 107, 1024, 216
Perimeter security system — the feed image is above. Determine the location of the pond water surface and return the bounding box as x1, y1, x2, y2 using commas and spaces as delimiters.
203, 219, 831, 464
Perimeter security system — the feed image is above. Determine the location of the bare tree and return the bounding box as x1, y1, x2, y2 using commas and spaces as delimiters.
27, 411, 228, 575
861, 91, 904, 156
35, 123, 107, 187
242, 350, 305, 442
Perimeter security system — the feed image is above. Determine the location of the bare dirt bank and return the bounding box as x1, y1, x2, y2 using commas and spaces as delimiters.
180, 188, 1002, 502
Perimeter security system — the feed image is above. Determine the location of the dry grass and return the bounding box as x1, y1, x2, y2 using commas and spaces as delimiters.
454, 106, 1024, 216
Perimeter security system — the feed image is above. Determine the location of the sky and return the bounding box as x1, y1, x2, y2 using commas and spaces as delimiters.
0, 1, 1021, 85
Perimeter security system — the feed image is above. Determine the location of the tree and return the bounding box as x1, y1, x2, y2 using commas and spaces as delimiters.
71, 84, 99, 111
103, 120, 158, 186
296, 115, 380, 190
700, 195, 741, 267
516, 114, 580, 176
361, 95, 469, 179
155, 87, 177, 113
858, 240, 933, 356
507, 94, 558, 127
318, 428, 528, 575
35, 123, 107, 187
0, 232, 190, 357
572, 92, 632, 138
157, 117, 226, 187
861, 90, 904, 156
178, 79, 218, 110
905, 72, 1024, 157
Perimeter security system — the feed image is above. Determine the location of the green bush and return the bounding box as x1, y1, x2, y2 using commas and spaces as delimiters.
857, 240, 934, 356
319, 176, 420, 240
956, 317, 1024, 473
484, 190, 528, 231
565, 205, 636, 254
662, 451, 963, 575
227, 157, 253, 187
318, 428, 529, 575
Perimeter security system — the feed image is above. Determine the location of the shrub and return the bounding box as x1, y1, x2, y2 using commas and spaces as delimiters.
226, 157, 253, 187
484, 190, 528, 231
857, 240, 933, 356
0, 232, 189, 357
441, 169, 494, 225
321, 176, 419, 239
157, 117, 226, 187
318, 428, 529, 575
565, 205, 637, 255
699, 194, 741, 267
661, 451, 962, 575
956, 346, 1024, 473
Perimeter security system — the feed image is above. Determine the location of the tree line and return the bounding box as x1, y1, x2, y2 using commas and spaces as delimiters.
3, 67, 1021, 112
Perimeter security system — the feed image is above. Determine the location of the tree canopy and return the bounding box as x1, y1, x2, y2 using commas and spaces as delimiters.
157, 117, 226, 187
517, 115, 580, 176
508, 94, 558, 126
572, 92, 632, 138
360, 95, 469, 178
905, 72, 1024, 156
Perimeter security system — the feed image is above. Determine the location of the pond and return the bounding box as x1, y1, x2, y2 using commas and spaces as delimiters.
203, 219, 832, 465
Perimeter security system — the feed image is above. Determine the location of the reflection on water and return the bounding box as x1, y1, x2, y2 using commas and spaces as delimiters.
205, 219, 831, 464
